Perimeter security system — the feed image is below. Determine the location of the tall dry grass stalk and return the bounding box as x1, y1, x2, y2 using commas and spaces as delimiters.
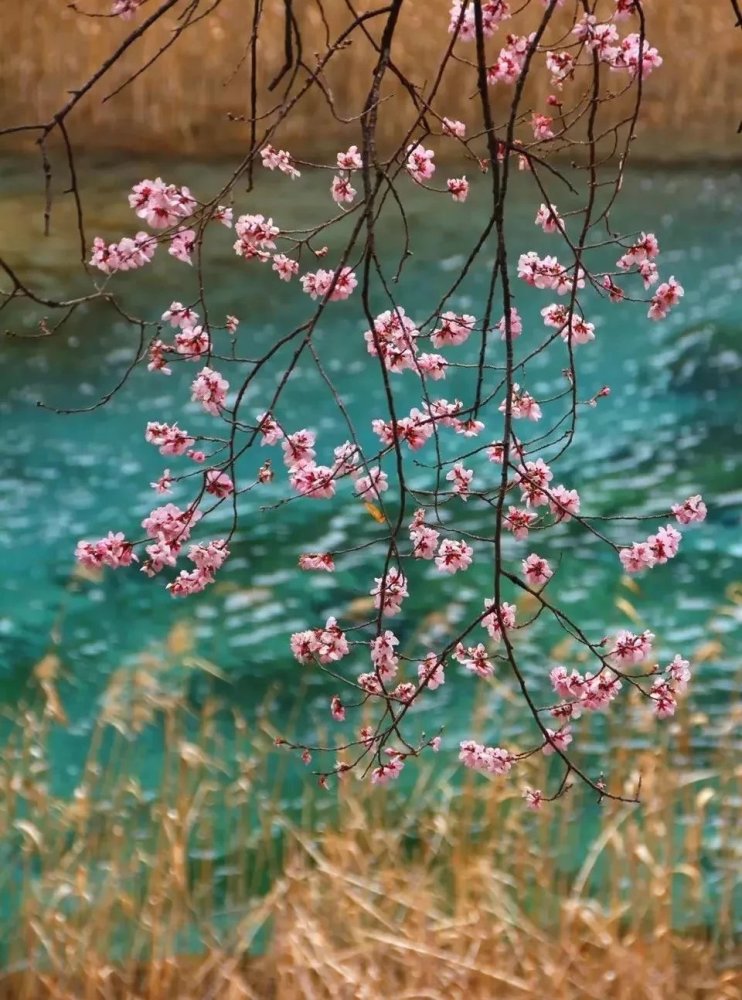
2, 0, 740, 160
0, 621, 739, 999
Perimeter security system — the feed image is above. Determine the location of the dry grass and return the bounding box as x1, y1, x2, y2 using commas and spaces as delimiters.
0, 621, 739, 999
2, 0, 741, 159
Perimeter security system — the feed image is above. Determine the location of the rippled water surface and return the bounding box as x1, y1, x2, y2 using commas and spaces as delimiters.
0, 160, 740, 799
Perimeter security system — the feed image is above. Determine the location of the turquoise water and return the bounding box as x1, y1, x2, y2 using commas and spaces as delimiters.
0, 158, 740, 795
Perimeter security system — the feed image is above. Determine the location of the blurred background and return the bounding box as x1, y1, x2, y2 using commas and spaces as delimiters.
0, 2, 740, 997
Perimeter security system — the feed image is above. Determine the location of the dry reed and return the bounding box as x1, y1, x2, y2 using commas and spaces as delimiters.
0, 619, 739, 1000
2, 0, 741, 160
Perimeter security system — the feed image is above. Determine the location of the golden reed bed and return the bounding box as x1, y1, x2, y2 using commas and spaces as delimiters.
0, 619, 739, 999
1, 0, 740, 160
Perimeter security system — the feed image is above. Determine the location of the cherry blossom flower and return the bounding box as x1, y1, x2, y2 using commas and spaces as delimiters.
442, 117, 466, 138
336, 145, 363, 170
532, 113, 555, 141
371, 568, 408, 616
672, 494, 707, 525
497, 306, 523, 339
431, 311, 476, 348
459, 740, 514, 775
272, 254, 299, 281
435, 538, 474, 574
331, 175, 357, 205
447, 177, 469, 202
191, 367, 229, 415
542, 726, 573, 756
299, 553, 335, 572
260, 145, 301, 179
205, 470, 234, 499
406, 143, 435, 183
169, 228, 196, 265
418, 652, 446, 690
535, 202, 563, 233
522, 553, 553, 586
523, 787, 544, 810
446, 463, 473, 500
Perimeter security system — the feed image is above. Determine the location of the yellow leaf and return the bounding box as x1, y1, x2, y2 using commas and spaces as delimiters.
621, 575, 642, 595
614, 596, 642, 625
364, 502, 386, 524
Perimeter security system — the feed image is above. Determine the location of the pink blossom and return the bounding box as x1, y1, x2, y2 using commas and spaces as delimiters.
409, 509, 440, 560
282, 429, 316, 469
147, 340, 171, 375
145, 421, 195, 457
331, 175, 356, 205
257, 412, 284, 445
549, 485, 581, 522
162, 302, 199, 328
672, 494, 707, 525
355, 467, 388, 498
619, 541, 657, 574
447, 177, 469, 202
168, 228, 196, 265
431, 311, 476, 348
371, 568, 408, 616
522, 553, 553, 587
435, 538, 474, 574
417, 352, 448, 380
272, 254, 299, 281
454, 643, 494, 678
336, 145, 363, 170
330, 695, 346, 721
301, 266, 357, 302
418, 652, 445, 690
446, 462, 473, 500
142, 503, 201, 544
449, 0, 510, 42
542, 726, 573, 756
442, 118, 466, 138
290, 462, 336, 499
234, 214, 279, 258
517, 458, 553, 507
609, 629, 655, 665
531, 113, 555, 141
458, 740, 514, 775
504, 506, 538, 540
191, 367, 229, 415
546, 50, 575, 86
666, 654, 691, 695
523, 787, 544, 810
500, 383, 542, 421
497, 306, 522, 340
482, 600, 516, 642
174, 324, 210, 360
649, 276, 684, 320
260, 145, 301, 179
213, 205, 233, 228
371, 759, 405, 785
151, 469, 173, 494
75, 532, 136, 570
299, 553, 335, 572
370, 630, 400, 681
406, 143, 436, 183
205, 470, 234, 499
650, 678, 676, 718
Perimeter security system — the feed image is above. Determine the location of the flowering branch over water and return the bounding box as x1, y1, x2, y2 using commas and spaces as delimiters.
1, 0, 718, 806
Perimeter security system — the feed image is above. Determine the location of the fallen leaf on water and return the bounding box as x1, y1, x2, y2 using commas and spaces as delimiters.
364, 501, 386, 524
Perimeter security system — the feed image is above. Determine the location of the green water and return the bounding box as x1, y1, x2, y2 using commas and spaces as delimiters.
0, 160, 740, 920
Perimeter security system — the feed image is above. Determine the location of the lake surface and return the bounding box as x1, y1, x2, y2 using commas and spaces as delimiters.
0, 158, 740, 806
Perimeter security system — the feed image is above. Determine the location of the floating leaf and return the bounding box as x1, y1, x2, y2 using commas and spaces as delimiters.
364, 501, 386, 524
